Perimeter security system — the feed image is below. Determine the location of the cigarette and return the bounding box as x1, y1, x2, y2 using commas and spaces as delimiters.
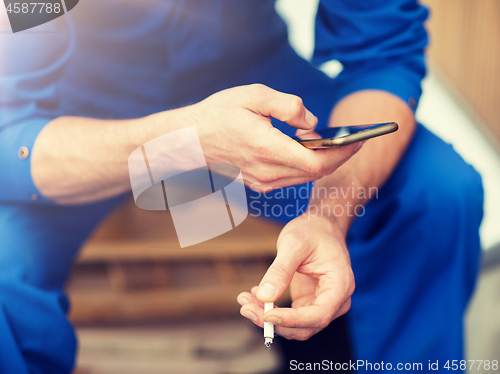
264, 302, 274, 347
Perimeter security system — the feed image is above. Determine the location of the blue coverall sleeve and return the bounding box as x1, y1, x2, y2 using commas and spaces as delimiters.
313, 0, 429, 111
0, 18, 74, 204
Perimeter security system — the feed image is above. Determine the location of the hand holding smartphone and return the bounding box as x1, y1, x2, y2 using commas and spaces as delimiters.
295, 122, 398, 149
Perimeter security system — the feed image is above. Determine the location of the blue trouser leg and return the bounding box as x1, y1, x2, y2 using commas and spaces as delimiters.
346, 124, 483, 372
0, 198, 123, 373
239, 40, 483, 370
263, 124, 483, 373
0, 283, 75, 374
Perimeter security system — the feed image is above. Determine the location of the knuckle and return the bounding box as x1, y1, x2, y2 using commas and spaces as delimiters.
256, 185, 266, 193
255, 145, 273, 163
345, 298, 352, 312
249, 83, 267, 96
282, 231, 307, 251
322, 166, 337, 177
338, 298, 352, 317
288, 96, 304, 118
250, 182, 263, 192
296, 331, 313, 341
256, 172, 274, 184
253, 183, 274, 194
308, 160, 324, 175
318, 315, 331, 329
268, 261, 293, 283
259, 185, 272, 193
348, 270, 356, 295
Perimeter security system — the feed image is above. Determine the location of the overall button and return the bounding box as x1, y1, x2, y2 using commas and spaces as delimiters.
18, 146, 29, 159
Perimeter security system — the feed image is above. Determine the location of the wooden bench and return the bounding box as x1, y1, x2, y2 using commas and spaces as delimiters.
66, 198, 285, 324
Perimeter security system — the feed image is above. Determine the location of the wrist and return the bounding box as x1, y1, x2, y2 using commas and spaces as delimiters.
308, 173, 367, 236
301, 210, 350, 238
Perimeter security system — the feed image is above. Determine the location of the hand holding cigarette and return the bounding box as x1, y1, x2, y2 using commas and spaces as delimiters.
237, 214, 355, 342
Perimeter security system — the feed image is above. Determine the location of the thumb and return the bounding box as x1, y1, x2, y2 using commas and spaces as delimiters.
243, 84, 317, 130
256, 246, 303, 303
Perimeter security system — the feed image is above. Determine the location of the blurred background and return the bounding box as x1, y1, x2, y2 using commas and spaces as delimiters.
70, 1, 500, 373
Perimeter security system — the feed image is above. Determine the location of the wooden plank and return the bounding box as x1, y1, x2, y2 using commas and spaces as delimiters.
77, 238, 278, 262
77, 198, 283, 262
68, 280, 290, 324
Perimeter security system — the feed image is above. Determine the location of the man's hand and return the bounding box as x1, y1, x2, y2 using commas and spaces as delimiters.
237, 214, 354, 340
235, 90, 416, 341
32, 84, 363, 204
189, 84, 362, 192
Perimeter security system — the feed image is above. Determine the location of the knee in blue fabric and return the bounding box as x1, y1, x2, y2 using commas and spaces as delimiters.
398, 124, 484, 301
0, 281, 76, 374
0, 196, 127, 373
345, 124, 483, 365
350, 123, 483, 259
404, 125, 483, 229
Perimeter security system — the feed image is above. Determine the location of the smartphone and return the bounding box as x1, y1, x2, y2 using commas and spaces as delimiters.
296, 122, 398, 149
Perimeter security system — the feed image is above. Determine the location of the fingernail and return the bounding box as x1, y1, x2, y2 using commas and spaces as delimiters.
354, 141, 365, 152
241, 310, 257, 322
264, 316, 282, 325
305, 109, 317, 128
257, 283, 276, 299
237, 297, 250, 305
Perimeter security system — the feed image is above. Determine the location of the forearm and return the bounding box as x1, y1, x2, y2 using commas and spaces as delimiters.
31, 109, 188, 205
31, 84, 347, 205
309, 90, 416, 235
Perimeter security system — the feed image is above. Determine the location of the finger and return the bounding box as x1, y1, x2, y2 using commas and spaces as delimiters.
242, 84, 317, 130
237, 293, 252, 306
254, 132, 324, 177
237, 291, 264, 308
273, 325, 322, 341
247, 174, 322, 194
334, 297, 351, 318
264, 277, 349, 329
264, 304, 332, 329
239, 302, 338, 342
295, 128, 320, 139
240, 302, 327, 341
289, 273, 316, 303
241, 160, 320, 188
310, 141, 364, 172
239, 302, 265, 327
255, 233, 310, 303
239, 303, 324, 341
261, 131, 364, 177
